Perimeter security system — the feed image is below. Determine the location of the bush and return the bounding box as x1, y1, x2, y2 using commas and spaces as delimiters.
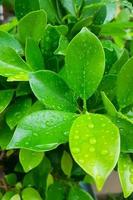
0, 0, 133, 199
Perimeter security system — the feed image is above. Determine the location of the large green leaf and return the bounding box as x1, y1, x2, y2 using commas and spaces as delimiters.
22, 187, 42, 200
69, 113, 120, 190
25, 38, 45, 71
18, 10, 47, 44
118, 154, 133, 198
29, 70, 77, 112
117, 57, 133, 109
15, 0, 40, 20
19, 149, 44, 172
6, 97, 32, 129
0, 47, 30, 81
0, 31, 22, 54
0, 90, 14, 113
65, 27, 105, 100
68, 186, 93, 200
7, 110, 77, 152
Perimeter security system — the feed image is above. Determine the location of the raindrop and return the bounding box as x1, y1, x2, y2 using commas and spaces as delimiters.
79, 159, 85, 164
88, 124, 94, 128
101, 150, 108, 155
72, 147, 80, 154
74, 135, 79, 140
89, 137, 96, 144
89, 147, 95, 152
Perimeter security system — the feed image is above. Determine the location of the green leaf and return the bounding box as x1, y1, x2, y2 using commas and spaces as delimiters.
54, 35, 69, 56
117, 57, 133, 108
39, 0, 58, 24
61, 151, 73, 177
18, 10, 47, 44
65, 27, 105, 100
68, 186, 93, 200
2, 191, 16, 200
0, 47, 30, 81
25, 38, 45, 71
46, 182, 66, 200
0, 122, 13, 149
118, 154, 133, 198
69, 113, 120, 190
10, 194, 21, 200
29, 70, 77, 112
5, 173, 17, 186
22, 187, 42, 200
15, 0, 40, 20
111, 113, 133, 153
0, 90, 14, 113
19, 149, 44, 172
0, 31, 22, 54
7, 110, 77, 152
60, 0, 76, 16
6, 97, 32, 130
101, 91, 117, 117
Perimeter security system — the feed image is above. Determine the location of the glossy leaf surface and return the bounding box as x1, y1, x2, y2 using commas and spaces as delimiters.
18, 10, 47, 44
118, 154, 133, 198
19, 149, 44, 172
65, 27, 105, 99
8, 110, 77, 151
68, 186, 93, 200
117, 57, 133, 108
69, 113, 120, 190
29, 70, 77, 112
22, 187, 42, 200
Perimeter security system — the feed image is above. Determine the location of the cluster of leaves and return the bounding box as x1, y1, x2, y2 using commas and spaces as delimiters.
0, 0, 133, 199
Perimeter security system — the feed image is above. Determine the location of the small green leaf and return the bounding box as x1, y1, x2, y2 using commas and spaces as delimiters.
68, 186, 94, 200
46, 182, 66, 200
25, 38, 45, 71
6, 97, 32, 130
117, 57, 133, 108
69, 113, 120, 190
60, 0, 76, 16
118, 154, 133, 198
15, 0, 40, 19
22, 187, 42, 200
29, 70, 77, 112
0, 90, 14, 113
0, 122, 13, 149
61, 151, 73, 177
0, 31, 22, 54
101, 91, 117, 117
19, 149, 44, 172
65, 27, 105, 100
18, 10, 47, 44
2, 191, 16, 200
10, 194, 21, 200
46, 174, 54, 190
8, 110, 77, 152
0, 47, 30, 81
5, 173, 17, 186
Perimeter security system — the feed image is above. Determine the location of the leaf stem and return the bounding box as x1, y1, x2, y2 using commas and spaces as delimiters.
83, 99, 87, 114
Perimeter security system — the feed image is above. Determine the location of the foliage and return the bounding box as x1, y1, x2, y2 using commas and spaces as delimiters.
0, 0, 133, 199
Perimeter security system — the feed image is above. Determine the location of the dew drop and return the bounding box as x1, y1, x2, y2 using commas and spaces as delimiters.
89, 138, 96, 144
88, 124, 94, 128
79, 159, 85, 164
89, 147, 95, 152
72, 147, 80, 154
74, 135, 80, 140
101, 150, 108, 155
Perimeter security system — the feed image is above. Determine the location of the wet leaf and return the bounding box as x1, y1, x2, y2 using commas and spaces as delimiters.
0, 47, 30, 81
18, 10, 47, 44
65, 27, 105, 100
61, 151, 73, 177
118, 154, 133, 198
0, 90, 14, 113
8, 110, 77, 152
19, 149, 44, 172
6, 97, 32, 129
29, 70, 77, 112
69, 113, 120, 190
25, 38, 45, 71
117, 57, 133, 108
